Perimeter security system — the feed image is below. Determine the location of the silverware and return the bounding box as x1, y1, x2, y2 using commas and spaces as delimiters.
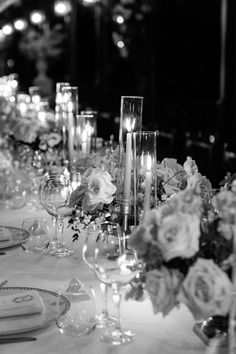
0, 336, 37, 344
0, 280, 7, 288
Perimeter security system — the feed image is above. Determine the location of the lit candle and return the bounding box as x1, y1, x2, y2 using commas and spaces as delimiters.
18, 102, 27, 115
67, 112, 74, 163
81, 129, 88, 155
123, 118, 133, 208
143, 154, 152, 218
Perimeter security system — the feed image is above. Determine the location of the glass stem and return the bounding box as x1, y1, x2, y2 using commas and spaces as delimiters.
57, 216, 64, 245
100, 282, 109, 317
51, 216, 58, 241
112, 284, 122, 331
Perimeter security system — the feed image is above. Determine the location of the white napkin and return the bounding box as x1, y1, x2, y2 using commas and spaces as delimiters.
0, 291, 44, 318
0, 227, 11, 242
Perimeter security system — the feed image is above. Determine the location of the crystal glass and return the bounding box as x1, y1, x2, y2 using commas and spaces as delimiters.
83, 222, 139, 345
82, 222, 121, 328
56, 277, 96, 337
27, 150, 46, 210
5, 179, 27, 209
21, 217, 50, 254
39, 174, 74, 257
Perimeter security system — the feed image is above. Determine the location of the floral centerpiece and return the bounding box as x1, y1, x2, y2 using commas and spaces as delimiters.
0, 93, 63, 168
126, 168, 236, 340
67, 164, 117, 241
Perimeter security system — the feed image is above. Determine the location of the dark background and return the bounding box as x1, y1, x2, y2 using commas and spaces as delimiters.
1, 0, 236, 186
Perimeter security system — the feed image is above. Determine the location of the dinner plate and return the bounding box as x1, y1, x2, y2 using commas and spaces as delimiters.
0, 286, 70, 335
0, 226, 30, 249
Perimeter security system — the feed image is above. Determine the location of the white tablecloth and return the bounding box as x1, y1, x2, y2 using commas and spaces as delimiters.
0, 204, 207, 354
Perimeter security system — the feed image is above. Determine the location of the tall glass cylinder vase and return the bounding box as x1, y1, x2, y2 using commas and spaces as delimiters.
55, 82, 70, 128
133, 131, 157, 226
117, 96, 143, 233
75, 113, 97, 159
61, 86, 79, 165
80, 111, 97, 154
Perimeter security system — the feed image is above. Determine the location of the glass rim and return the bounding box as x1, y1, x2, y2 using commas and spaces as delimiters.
121, 95, 143, 100
61, 86, 78, 92
132, 130, 157, 135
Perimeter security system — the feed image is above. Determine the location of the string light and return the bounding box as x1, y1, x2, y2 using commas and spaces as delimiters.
54, 0, 71, 16
116, 15, 124, 24
117, 40, 125, 49
30, 11, 45, 25
14, 19, 27, 31
2, 24, 13, 35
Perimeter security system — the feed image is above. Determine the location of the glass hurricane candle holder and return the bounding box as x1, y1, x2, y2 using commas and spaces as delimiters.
117, 96, 143, 232
55, 82, 70, 127
29, 86, 41, 108
133, 131, 157, 225
76, 113, 97, 157
61, 86, 79, 164
81, 110, 98, 153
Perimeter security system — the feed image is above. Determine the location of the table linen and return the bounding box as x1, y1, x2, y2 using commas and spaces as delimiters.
0, 204, 207, 354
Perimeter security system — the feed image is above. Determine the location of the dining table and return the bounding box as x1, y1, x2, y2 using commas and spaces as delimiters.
0, 201, 208, 354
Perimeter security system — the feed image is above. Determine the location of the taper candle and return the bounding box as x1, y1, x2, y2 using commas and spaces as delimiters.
143, 154, 152, 218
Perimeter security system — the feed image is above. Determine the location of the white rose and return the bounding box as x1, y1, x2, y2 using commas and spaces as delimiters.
178, 258, 232, 320
87, 169, 116, 205
158, 212, 200, 261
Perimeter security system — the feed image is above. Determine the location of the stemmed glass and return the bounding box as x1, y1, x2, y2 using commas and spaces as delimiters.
82, 222, 120, 329
39, 173, 74, 257
83, 221, 140, 345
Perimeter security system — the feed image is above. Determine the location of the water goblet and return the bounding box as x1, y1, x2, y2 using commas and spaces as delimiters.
21, 217, 50, 254
39, 173, 74, 257
56, 277, 96, 337
82, 222, 122, 329
83, 222, 139, 344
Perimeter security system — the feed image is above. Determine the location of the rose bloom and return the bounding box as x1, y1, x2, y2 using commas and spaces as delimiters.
158, 212, 200, 261
145, 267, 183, 316
178, 258, 232, 320
183, 156, 199, 176
168, 188, 202, 216
86, 169, 116, 205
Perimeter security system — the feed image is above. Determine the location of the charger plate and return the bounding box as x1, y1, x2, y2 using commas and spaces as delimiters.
0, 226, 29, 249
0, 287, 70, 335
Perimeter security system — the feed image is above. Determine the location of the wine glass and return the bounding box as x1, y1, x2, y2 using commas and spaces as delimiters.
27, 150, 46, 211
83, 222, 140, 345
39, 173, 74, 257
82, 222, 121, 328
21, 217, 50, 254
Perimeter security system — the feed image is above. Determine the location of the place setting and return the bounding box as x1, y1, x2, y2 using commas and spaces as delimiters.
0, 279, 70, 344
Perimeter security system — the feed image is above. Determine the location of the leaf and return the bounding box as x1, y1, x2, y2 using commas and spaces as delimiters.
72, 233, 79, 242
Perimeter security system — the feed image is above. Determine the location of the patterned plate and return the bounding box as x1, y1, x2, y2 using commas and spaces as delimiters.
0, 226, 30, 249
0, 287, 70, 335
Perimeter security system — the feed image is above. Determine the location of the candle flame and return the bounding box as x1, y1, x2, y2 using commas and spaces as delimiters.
125, 117, 136, 132
146, 154, 152, 172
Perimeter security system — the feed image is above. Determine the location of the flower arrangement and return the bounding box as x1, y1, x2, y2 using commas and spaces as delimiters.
126, 180, 235, 323
68, 166, 117, 240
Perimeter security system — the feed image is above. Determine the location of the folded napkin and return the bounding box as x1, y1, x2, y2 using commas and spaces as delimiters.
0, 227, 11, 242
0, 291, 44, 318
